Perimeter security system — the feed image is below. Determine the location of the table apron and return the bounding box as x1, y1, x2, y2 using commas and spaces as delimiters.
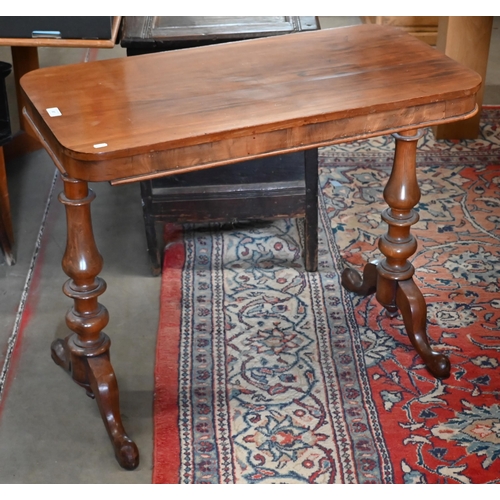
24, 94, 477, 185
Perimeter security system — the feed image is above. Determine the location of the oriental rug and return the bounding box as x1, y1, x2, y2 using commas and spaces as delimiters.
153, 107, 500, 484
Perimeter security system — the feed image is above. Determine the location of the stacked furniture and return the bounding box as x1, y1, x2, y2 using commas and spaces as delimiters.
120, 16, 320, 275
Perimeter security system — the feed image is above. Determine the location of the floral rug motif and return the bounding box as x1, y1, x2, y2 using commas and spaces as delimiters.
153, 108, 500, 484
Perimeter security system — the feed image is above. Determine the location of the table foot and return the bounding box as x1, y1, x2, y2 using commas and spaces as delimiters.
87, 355, 140, 470
341, 261, 378, 296
50, 335, 139, 469
342, 262, 450, 379
396, 279, 450, 379
341, 261, 398, 317
51, 336, 95, 398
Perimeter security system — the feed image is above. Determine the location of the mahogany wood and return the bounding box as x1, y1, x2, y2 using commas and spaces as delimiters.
21, 25, 481, 183
396, 279, 450, 377
20, 24, 480, 468
51, 176, 139, 469
341, 261, 378, 297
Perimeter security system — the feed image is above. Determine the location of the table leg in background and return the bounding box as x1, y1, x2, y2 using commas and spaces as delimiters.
0, 146, 14, 264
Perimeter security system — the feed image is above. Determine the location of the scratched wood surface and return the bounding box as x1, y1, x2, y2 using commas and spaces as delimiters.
21, 24, 481, 183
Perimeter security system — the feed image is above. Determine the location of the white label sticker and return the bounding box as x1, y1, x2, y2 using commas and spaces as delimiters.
46, 107, 62, 117
93, 143, 108, 149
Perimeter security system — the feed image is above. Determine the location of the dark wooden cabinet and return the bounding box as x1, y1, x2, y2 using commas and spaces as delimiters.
0, 16, 113, 40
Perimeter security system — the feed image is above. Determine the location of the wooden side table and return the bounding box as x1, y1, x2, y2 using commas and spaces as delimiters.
121, 16, 320, 275
21, 25, 481, 469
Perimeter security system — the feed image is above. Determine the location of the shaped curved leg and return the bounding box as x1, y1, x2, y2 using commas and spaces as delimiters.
52, 176, 139, 469
396, 279, 450, 378
341, 261, 378, 297
51, 336, 139, 469
51, 337, 94, 398
87, 355, 139, 470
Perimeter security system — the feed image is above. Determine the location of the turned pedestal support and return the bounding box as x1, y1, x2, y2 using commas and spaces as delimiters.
342, 130, 450, 379
51, 176, 139, 470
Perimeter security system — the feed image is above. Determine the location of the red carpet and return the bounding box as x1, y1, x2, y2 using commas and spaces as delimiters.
153, 108, 500, 483
153, 224, 184, 484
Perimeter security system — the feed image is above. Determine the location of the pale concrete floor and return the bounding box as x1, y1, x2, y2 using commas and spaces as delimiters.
0, 17, 498, 484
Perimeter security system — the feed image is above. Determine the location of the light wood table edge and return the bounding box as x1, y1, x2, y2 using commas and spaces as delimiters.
2, 17, 122, 159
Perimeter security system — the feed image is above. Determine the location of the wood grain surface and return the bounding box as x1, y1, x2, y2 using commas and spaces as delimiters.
21, 24, 481, 183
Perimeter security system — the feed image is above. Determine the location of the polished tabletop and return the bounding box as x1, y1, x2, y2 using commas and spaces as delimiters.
21, 24, 481, 183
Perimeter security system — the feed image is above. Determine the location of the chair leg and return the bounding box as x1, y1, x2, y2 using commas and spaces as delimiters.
140, 180, 162, 276
304, 147, 318, 272
0, 146, 15, 265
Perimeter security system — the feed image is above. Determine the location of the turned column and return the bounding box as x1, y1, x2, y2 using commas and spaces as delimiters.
51, 176, 139, 470
376, 130, 422, 314
342, 130, 450, 379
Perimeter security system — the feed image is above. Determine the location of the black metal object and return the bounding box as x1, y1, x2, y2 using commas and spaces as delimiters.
0, 17, 113, 40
